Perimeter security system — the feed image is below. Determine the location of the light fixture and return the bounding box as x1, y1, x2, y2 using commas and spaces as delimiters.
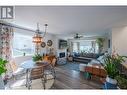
32, 23, 42, 43
33, 23, 48, 54
32, 36, 42, 43
33, 23, 48, 43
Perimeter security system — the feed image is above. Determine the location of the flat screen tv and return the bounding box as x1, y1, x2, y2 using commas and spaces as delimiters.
59, 39, 67, 49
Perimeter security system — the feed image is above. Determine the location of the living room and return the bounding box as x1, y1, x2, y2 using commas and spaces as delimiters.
0, 6, 127, 90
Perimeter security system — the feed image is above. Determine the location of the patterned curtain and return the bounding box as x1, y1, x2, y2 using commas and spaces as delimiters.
0, 24, 14, 61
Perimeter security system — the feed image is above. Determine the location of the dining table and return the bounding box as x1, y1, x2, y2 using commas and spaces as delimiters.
20, 60, 50, 87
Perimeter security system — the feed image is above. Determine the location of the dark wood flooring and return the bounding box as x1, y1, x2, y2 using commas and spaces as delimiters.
51, 63, 103, 89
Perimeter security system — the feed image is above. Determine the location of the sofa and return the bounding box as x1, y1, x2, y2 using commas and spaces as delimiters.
73, 52, 103, 64
79, 54, 106, 72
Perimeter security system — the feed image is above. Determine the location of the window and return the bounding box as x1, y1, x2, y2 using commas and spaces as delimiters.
13, 32, 35, 57
73, 42, 78, 52
80, 41, 93, 53
72, 40, 98, 53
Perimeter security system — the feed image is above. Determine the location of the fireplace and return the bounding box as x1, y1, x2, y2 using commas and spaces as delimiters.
59, 52, 65, 58
57, 52, 67, 65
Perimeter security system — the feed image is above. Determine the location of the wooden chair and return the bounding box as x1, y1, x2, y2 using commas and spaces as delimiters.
50, 58, 57, 78
47, 55, 56, 64
51, 58, 57, 67
28, 64, 46, 89
43, 58, 57, 80
43, 56, 51, 64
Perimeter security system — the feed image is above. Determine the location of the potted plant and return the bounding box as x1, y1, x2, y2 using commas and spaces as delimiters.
0, 58, 8, 89
104, 54, 127, 89
115, 74, 127, 89
96, 38, 105, 54
32, 54, 42, 62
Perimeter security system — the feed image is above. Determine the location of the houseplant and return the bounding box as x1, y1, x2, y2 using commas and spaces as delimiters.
0, 58, 8, 89
115, 74, 127, 89
32, 54, 42, 62
104, 54, 127, 89
96, 38, 105, 54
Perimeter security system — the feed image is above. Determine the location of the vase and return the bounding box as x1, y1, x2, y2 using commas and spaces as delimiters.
103, 76, 117, 89
0, 76, 5, 89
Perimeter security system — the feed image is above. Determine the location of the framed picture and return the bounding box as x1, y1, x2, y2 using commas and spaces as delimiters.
47, 40, 53, 46
41, 42, 46, 48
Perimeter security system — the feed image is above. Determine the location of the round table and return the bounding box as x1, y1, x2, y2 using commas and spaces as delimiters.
20, 60, 49, 69
19, 60, 54, 89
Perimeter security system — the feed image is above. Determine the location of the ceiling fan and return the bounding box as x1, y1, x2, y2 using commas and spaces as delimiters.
74, 33, 83, 39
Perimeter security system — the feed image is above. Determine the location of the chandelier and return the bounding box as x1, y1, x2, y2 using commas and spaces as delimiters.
32, 23, 48, 44
32, 36, 42, 43
32, 23, 48, 54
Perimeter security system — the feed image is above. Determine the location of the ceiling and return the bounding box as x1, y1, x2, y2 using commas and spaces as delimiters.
13, 6, 127, 36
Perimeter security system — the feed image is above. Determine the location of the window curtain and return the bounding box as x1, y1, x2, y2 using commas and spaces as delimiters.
0, 24, 14, 61
91, 41, 96, 53
72, 42, 78, 52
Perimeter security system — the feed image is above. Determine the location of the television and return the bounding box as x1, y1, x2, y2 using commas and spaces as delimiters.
59, 39, 67, 49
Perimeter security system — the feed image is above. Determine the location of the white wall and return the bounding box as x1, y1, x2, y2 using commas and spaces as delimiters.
102, 31, 112, 54
40, 33, 56, 55
106, 30, 112, 54
112, 26, 127, 56
53, 35, 68, 57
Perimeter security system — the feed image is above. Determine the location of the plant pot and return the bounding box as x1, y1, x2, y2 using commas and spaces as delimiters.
36, 60, 43, 64
0, 76, 5, 89
106, 76, 117, 84
103, 76, 117, 89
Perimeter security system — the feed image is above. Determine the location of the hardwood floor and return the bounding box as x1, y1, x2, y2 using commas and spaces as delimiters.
51, 63, 103, 89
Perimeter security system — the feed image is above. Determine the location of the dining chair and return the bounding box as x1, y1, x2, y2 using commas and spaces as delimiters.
51, 58, 57, 67
9, 59, 26, 80
43, 58, 57, 81
51, 58, 57, 78
27, 64, 46, 89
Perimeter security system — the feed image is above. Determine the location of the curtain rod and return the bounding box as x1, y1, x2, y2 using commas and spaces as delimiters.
0, 21, 37, 33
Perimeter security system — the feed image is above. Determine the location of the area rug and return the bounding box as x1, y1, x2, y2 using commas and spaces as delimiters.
57, 62, 82, 71
7, 75, 54, 90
